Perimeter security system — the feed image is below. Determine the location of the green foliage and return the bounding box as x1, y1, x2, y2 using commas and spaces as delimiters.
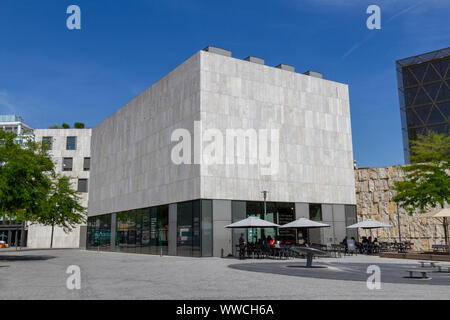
61, 123, 70, 129
409, 131, 450, 163
0, 131, 86, 244
73, 122, 85, 129
34, 173, 86, 232
0, 131, 54, 221
393, 131, 450, 214
48, 125, 60, 129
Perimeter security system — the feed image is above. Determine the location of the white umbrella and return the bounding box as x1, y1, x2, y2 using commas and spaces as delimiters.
225, 217, 279, 256
346, 219, 392, 229
421, 208, 450, 252
225, 216, 280, 229
279, 218, 330, 229
279, 218, 330, 245
347, 219, 392, 248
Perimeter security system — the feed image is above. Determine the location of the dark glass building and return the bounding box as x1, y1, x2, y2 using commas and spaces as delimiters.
396, 47, 450, 163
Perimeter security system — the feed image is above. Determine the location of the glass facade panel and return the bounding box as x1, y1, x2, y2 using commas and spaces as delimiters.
87, 214, 111, 250
397, 48, 450, 163
201, 200, 213, 257
231, 201, 295, 245
115, 205, 168, 255
345, 205, 358, 239
309, 203, 322, 221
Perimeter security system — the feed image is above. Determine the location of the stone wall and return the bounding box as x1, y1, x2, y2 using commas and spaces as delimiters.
355, 166, 447, 252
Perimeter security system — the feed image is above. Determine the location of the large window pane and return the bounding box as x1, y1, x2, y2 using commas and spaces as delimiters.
157, 205, 169, 255
87, 214, 111, 251
201, 200, 213, 257
309, 204, 322, 221
177, 201, 193, 257
231, 201, 295, 246
192, 200, 201, 257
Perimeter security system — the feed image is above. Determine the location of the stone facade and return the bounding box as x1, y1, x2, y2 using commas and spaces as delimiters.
89, 49, 355, 217
355, 166, 447, 252
27, 129, 91, 248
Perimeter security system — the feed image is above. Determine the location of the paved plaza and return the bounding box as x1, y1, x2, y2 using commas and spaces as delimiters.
0, 249, 449, 300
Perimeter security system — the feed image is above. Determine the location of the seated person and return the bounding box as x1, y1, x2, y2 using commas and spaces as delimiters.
346, 237, 357, 253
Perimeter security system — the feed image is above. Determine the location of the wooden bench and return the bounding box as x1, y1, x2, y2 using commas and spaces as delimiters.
407, 269, 431, 279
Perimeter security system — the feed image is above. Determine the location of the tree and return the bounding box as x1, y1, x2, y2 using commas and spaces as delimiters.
62, 123, 70, 129
393, 131, 450, 214
73, 122, 85, 129
33, 173, 86, 248
48, 125, 60, 129
0, 131, 54, 222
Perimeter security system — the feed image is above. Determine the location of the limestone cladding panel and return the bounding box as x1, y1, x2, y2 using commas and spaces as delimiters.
199, 51, 355, 204
89, 53, 202, 216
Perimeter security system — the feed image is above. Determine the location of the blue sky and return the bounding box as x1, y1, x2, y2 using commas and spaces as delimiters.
0, 0, 449, 168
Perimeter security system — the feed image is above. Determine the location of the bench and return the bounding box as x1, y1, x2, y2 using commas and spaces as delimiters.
436, 265, 450, 273
418, 261, 439, 268
407, 269, 431, 279
432, 244, 449, 253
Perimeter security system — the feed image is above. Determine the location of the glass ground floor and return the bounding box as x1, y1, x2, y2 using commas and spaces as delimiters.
0, 221, 27, 248
87, 199, 357, 257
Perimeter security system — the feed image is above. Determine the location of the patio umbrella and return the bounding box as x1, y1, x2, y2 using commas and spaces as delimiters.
346, 219, 392, 245
421, 208, 450, 253
279, 218, 330, 245
346, 219, 392, 229
225, 216, 280, 229
225, 216, 280, 242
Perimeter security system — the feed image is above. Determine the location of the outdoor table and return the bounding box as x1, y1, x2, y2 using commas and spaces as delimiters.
290, 246, 328, 267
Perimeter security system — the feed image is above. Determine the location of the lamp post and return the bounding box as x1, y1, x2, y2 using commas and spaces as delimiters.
261, 190, 268, 241
261, 191, 268, 219
396, 202, 402, 243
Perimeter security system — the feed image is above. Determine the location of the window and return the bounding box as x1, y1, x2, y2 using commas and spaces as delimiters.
42, 136, 53, 150
86, 214, 111, 251
116, 205, 168, 255
62, 158, 73, 171
66, 136, 77, 150
309, 204, 322, 221
77, 179, 88, 193
83, 157, 90, 171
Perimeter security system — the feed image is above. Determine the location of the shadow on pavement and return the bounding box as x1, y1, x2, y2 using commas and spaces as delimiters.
0, 255, 55, 261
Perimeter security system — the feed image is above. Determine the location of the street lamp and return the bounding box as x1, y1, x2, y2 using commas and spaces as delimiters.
396, 202, 402, 243
261, 191, 268, 219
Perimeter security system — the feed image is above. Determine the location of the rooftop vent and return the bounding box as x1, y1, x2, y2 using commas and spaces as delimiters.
275, 64, 295, 72
203, 46, 232, 57
244, 56, 265, 65
303, 70, 323, 79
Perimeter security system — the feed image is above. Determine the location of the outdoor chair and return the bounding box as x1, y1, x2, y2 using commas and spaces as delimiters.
346, 240, 358, 256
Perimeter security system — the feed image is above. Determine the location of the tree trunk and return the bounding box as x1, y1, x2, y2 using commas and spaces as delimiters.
50, 223, 54, 249
443, 217, 449, 255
